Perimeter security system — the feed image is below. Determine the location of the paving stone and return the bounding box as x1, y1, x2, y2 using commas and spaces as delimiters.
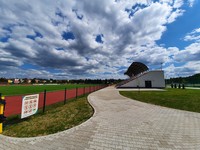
0, 86, 200, 149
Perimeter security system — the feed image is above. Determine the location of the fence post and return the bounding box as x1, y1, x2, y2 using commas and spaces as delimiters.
64, 88, 67, 104
76, 87, 78, 99
43, 89, 46, 113
0, 93, 6, 134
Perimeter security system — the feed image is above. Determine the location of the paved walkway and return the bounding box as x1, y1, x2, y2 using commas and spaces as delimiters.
117, 88, 165, 91
186, 87, 200, 90
1, 86, 200, 150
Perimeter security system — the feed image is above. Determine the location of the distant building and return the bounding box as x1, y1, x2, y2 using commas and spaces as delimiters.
116, 62, 165, 88
27, 79, 31, 84
20, 79, 24, 83
35, 79, 39, 83
7, 79, 13, 84
23, 78, 31, 84
14, 79, 20, 84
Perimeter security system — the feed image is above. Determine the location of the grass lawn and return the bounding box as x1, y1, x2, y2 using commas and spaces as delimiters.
3, 95, 93, 137
120, 88, 200, 113
0, 84, 96, 96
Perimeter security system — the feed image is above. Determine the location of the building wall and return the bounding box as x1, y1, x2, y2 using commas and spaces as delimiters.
121, 70, 165, 88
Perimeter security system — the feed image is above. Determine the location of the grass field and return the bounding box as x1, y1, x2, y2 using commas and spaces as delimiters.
3, 95, 93, 137
120, 88, 200, 113
0, 84, 96, 96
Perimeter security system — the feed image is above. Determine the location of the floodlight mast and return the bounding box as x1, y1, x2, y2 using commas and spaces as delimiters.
160, 62, 163, 70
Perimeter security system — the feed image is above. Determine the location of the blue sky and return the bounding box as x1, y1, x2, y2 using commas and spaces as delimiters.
157, 1, 200, 49
0, 0, 200, 79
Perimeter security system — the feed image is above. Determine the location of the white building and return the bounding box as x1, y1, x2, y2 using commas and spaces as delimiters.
116, 62, 165, 88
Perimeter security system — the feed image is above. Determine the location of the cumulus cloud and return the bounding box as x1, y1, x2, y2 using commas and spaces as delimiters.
0, 0, 196, 79
174, 28, 200, 63
174, 42, 200, 63
165, 61, 200, 78
173, 0, 184, 8
165, 26, 200, 77
188, 0, 196, 7
167, 9, 184, 23
176, 27, 200, 63
184, 28, 200, 42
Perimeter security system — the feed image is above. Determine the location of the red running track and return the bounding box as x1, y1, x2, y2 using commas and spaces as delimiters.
4, 86, 104, 117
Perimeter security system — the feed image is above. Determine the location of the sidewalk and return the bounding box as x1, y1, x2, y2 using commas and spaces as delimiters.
0, 86, 200, 149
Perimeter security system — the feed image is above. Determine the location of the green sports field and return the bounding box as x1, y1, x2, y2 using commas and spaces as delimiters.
120, 88, 200, 113
0, 84, 97, 96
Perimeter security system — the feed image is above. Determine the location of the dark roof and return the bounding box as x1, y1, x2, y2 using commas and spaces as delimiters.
124, 62, 148, 77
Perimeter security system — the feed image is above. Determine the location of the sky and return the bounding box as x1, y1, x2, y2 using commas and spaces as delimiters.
0, 0, 200, 79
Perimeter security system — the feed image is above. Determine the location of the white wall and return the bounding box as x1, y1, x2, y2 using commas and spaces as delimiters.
121, 70, 165, 88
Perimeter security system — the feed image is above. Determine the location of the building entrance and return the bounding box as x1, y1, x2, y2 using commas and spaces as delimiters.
145, 81, 152, 88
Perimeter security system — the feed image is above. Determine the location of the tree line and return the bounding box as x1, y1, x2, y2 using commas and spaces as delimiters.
166, 73, 200, 84
0, 77, 123, 85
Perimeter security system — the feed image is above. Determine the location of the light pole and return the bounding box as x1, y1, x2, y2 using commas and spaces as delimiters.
160, 62, 163, 70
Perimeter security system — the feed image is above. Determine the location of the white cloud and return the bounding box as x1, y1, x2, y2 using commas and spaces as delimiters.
159, 0, 174, 5
184, 35, 200, 41
0, 0, 195, 79
163, 26, 200, 78
183, 61, 200, 74
184, 27, 200, 42
174, 42, 200, 62
173, 0, 184, 8
188, 0, 195, 7
165, 61, 200, 78
194, 28, 200, 33
167, 9, 184, 23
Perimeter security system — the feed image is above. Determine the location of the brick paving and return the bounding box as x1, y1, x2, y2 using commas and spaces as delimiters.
0, 86, 200, 149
